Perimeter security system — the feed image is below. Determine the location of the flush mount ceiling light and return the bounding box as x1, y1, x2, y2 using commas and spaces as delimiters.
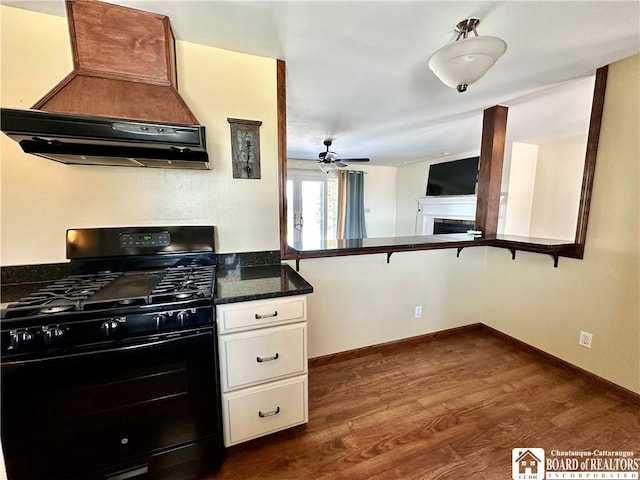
428, 18, 507, 93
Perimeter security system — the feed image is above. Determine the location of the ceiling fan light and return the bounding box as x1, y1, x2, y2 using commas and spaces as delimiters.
428, 23, 507, 92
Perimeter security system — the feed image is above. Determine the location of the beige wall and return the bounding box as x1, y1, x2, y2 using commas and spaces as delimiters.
530, 135, 586, 240
504, 142, 539, 236
287, 246, 487, 359
394, 158, 429, 236
0, 6, 279, 264
504, 136, 586, 240
359, 164, 397, 237
483, 55, 640, 393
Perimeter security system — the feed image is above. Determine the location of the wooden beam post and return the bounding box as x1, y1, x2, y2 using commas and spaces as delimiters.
475, 105, 508, 235
277, 59, 291, 258
573, 65, 608, 258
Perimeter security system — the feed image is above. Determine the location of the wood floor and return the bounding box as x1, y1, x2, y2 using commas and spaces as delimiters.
208, 327, 640, 480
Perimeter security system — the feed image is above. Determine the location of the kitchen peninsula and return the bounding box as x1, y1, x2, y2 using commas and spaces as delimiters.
289, 233, 577, 269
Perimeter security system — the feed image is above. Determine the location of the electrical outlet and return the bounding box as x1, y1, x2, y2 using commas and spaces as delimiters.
414, 305, 423, 318
578, 330, 593, 348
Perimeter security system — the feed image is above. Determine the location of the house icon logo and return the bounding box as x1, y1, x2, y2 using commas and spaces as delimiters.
512, 448, 545, 480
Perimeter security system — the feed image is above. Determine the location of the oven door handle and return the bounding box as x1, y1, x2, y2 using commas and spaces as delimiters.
1, 329, 214, 368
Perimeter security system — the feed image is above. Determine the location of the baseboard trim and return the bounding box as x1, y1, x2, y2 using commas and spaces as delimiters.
308, 322, 639, 405
479, 324, 640, 406
308, 323, 483, 368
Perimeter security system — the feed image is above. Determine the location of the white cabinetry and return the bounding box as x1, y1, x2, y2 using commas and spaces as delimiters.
216, 296, 308, 446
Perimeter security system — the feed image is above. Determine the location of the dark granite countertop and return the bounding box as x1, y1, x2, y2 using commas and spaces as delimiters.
289, 232, 575, 255
1, 263, 73, 307
289, 233, 481, 255
1, 252, 314, 308
215, 264, 313, 304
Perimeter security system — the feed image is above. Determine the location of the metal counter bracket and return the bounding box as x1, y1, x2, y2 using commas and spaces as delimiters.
494, 246, 560, 268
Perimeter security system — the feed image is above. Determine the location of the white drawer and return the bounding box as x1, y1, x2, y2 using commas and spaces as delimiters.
219, 323, 307, 392
216, 296, 306, 333
222, 375, 308, 446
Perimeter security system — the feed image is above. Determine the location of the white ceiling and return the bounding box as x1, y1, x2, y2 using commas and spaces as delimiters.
4, 1, 640, 166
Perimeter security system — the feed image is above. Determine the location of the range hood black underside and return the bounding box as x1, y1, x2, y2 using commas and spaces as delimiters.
1, 109, 210, 170
18, 139, 209, 169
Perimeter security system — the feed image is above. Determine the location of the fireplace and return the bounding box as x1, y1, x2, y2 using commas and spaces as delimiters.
417, 195, 506, 235
433, 218, 476, 234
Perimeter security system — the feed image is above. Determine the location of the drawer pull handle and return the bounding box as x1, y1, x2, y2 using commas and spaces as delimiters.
256, 353, 279, 363
258, 406, 281, 418
255, 310, 278, 319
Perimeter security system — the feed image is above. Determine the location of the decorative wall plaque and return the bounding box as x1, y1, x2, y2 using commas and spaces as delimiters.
227, 118, 262, 179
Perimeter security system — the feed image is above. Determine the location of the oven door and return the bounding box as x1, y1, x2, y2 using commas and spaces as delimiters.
1, 328, 223, 480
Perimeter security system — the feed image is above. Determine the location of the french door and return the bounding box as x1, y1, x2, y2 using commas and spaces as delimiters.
287, 171, 337, 249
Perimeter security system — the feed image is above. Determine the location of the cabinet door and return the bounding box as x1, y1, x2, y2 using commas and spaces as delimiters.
222, 375, 308, 446
216, 296, 306, 333
219, 323, 307, 392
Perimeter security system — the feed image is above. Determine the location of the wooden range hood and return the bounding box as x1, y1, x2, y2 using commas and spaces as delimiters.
34, 0, 198, 125
1, 0, 209, 169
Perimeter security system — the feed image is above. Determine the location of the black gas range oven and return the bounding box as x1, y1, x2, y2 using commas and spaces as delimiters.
1, 226, 223, 480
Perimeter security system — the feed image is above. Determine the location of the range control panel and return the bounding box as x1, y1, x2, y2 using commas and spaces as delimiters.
66, 226, 214, 259
120, 232, 170, 248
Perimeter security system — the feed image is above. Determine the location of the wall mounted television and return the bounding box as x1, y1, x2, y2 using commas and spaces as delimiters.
426, 156, 480, 196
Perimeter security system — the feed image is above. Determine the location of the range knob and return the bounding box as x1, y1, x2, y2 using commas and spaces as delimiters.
101, 320, 120, 338
43, 326, 64, 345
154, 314, 168, 330
176, 310, 192, 326
9, 329, 33, 350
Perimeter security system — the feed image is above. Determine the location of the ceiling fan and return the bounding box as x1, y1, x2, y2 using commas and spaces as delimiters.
317, 139, 370, 167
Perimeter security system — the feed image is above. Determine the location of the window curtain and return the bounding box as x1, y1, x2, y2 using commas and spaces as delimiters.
337, 170, 367, 239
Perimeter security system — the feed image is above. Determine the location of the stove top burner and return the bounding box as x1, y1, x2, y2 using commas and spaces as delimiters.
6, 273, 121, 316
40, 304, 75, 314
149, 265, 213, 303
3, 265, 215, 320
